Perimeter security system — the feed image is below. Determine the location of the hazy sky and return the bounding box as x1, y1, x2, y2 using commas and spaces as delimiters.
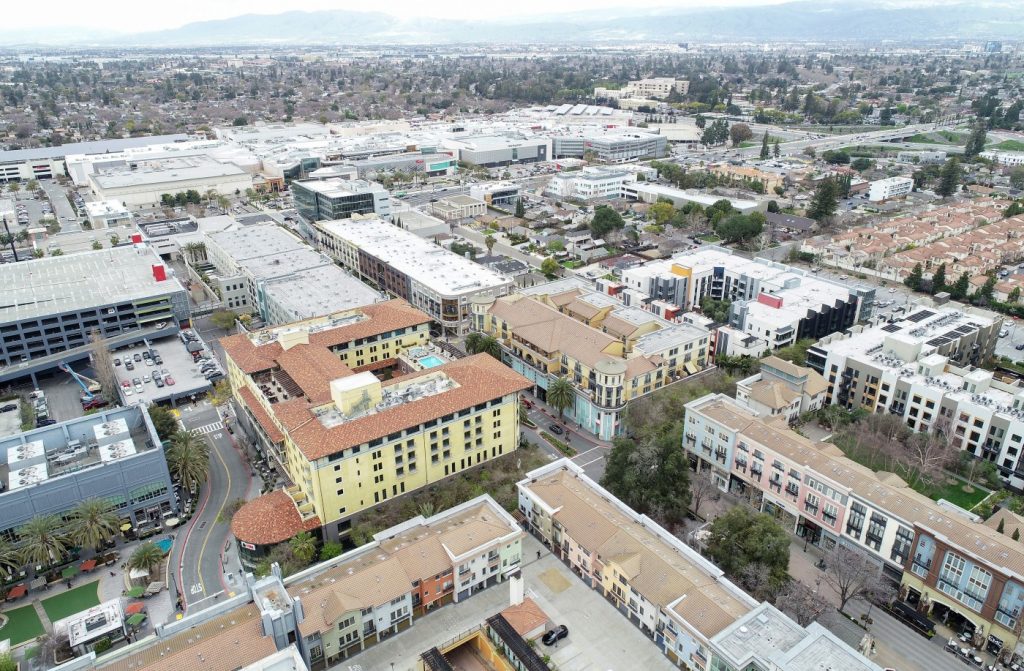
9, 0, 789, 33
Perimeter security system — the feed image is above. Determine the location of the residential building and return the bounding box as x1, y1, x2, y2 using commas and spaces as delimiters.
618, 247, 874, 352
593, 78, 689, 100
735, 355, 828, 423
0, 247, 188, 376
222, 301, 531, 545
544, 164, 657, 201
0, 405, 177, 541
83, 200, 133, 229
681, 392, 1024, 659
868, 176, 914, 202
518, 459, 880, 671
202, 225, 382, 322
97, 494, 520, 671
981, 151, 1024, 167
431, 195, 487, 222
897, 150, 947, 164
471, 278, 710, 439
469, 182, 521, 208
316, 217, 513, 335
708, 163, 786, 192
291, 178, 392, 236
86, 155, 254, 208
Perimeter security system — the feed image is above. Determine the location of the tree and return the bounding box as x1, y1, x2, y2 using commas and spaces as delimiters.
998, 518, 1006, 534
67, 499, 119, 551
148, 404, 179, 442
18, 515, 67, 567
210, 379, 232, 406
210, 310, 238, 333
289, 531, 318, 566
820, 544, 892, 613
904, 263, 924, 291
702, 119, 730, 147
91, 241, 102, 250
514, 198, 526, 219
465, 332, 484, 355
89, 329, 118, 404
851, 157, 873, 171
0, 653, 17, 671
1010, 287, 1022, 303
1006, 202, 1024, 219
1011, 167, 1024, 191
601, 429, 692, 527
776, 579, 832, 627
808, 178, 838, 221
694, 114, 706, 129
759, 131, 770, 159
127, 542, 164, 576
7, 182, 20, 193
931, 263, 947, 294
0, 539, 22, 580
476, 335, 501, 360
689, 467, 718, 519
540, 257, 560, 278
705, 507, 790, 592
648, 201, 675, 227
716, 214, 764, 243
950, 271, 970, 300
729, 122, 753, 147
546, 377, 575, 421
822, 150, 850, 165
773, 140, 781, 158
484, 234, 496, 256
767, 200, 780, 213
973, 274, 997, 306
589, 205, 624, 238
319, 542, 343, 562
965, 123, 987, 159
166, 431, 210, 494
936, 157, 962, 197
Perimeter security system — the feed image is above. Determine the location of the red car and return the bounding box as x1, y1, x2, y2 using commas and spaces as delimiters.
521, 398, 533, 409
164, 376, 176, 386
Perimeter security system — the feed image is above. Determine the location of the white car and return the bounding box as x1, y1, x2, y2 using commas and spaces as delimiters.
123, 387, 134, 397
889, 288, 897, 293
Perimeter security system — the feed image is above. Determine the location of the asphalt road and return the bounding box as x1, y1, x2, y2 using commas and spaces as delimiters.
520, 390, 612, 482
171, 401, 250, 614
38, 180, 81, 232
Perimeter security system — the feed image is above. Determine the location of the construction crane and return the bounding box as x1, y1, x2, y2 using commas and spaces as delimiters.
58, 361, 102, 401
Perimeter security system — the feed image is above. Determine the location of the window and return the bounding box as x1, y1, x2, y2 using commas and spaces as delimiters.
891, 526, 914, 564
846, 502, 866, 537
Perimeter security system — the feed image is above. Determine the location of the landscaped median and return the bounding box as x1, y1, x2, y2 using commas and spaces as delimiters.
540, 431, 577, 457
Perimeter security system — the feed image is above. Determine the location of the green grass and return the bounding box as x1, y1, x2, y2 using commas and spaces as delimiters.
540, 432, 576, 457
931, 480, 990, 510
698, 234, 721, 243
995, 140, 1024, 152
41, 580, 100, 623
0, 604, 45, 645
906, 131, 967, 146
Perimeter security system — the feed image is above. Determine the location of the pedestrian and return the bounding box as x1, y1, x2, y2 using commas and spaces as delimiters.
536, 550, 541, 560
109, 571, 116, 577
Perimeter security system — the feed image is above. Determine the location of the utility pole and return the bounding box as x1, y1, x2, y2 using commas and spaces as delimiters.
1, 215, 18, 262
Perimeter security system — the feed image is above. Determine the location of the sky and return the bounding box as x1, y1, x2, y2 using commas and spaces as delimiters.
7, 0, 790, 33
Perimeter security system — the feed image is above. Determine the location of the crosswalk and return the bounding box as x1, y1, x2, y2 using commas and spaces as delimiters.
192, 421, 223, 435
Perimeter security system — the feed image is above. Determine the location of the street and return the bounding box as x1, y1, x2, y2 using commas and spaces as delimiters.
38, 179, 81, 232
520, 391, 612, 482
169, 401, 251, 614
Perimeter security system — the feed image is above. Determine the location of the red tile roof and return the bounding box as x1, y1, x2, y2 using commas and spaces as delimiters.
237, 386, 284, 443
230, 489, 321, 546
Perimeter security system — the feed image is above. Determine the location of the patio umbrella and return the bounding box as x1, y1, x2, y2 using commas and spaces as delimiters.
124, 602, 145, 615
126, 613, 147, 628
125, 586, 145, 598
61, 565, 79, 580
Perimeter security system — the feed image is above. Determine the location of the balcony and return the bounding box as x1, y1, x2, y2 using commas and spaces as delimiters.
804, 502, 819, 515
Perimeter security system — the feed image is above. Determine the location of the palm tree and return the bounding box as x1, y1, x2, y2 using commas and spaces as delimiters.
417, 502, 436, 518
546, 376, 575, 423
166, 431, 210, 495
127, 542, 164, 576
479, 335, 502, 360
484, 234, 496, 256
0, 539, 22, 580
289, 532, 317, 566
465, 332, 484, 354
67, 499, 120, 551
18, 515, 67, 568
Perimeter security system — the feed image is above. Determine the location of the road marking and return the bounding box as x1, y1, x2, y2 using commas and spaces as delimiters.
193, 421, 223, 435
578, 457, 604, 468
194, 434, 233, 598
571, 446, 600, 460
190, 583, 204, 595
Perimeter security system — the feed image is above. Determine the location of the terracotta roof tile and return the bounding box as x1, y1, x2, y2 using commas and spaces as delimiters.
231, 489, 321, 546
237, 386, 284, 443
501, 598, 549, 637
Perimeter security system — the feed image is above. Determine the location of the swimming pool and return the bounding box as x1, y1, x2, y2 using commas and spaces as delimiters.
155, 538, 173, 555
418, 355, 445, 369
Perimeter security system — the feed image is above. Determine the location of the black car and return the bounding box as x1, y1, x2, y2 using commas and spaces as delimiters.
1016, 343, 1024, 351
36, 419, 57, 427
0, 404, 17, 413
548, 423, 564, 436
542, 625, 568, 646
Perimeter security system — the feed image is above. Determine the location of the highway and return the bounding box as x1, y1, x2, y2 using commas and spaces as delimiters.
170, 401, 251, 615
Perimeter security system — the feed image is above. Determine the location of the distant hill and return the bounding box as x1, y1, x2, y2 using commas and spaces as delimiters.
3, 1, 1023, 46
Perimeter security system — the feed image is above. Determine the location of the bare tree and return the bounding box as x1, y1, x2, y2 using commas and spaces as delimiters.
820, 544, 889, 613
775, 579, 832, 627
737, 562, 782, 602
690, 467, 719, 519
89, 329, 119, 404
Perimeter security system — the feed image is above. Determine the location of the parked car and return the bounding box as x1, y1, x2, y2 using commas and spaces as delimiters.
133, 353, 142, 362
113, 357, 121, 366
1000, 329, 1010, 338
125, 361, 135, 371
164, 376, 175, 386
37, 419, 57, 427
154, 377, 165, 388
542, 625, 568, 646
1015, 343, 1024, 351
0, 404, 17, 413
548, 423, 564, 436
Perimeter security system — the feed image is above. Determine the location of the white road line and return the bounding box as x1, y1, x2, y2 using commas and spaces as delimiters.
578, 457, 604, 468
571, 446, 600, 460
193, 421, 224, 435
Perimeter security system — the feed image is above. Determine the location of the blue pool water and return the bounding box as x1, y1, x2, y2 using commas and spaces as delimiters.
418, 355, 445, 369
155, 538, 173, 555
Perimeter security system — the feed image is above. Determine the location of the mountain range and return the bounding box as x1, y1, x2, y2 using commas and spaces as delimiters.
5, 1, 1024, 46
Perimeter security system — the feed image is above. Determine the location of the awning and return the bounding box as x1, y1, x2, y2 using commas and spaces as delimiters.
6, 584, 26, 600
684, 361, 699, 375
125, 586, 145, 598
80, 559, 97, 572
125, 602, 145, 615
126, 613, 147, 627
164, 517, 180, 528
120, 523, 133, 532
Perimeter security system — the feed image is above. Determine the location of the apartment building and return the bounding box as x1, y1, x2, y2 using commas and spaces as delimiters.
0, 405, 177, 542
868, 176, 914, 202
317, 217, 513, 335
544, 164, 657, 201
471, 278, 710, 439
97, 495, 520, 671
431, 195, 487, 221
222, 301, 531, 547
518, 459, 880, 671
593, 78, 689, 100
735, 355, 828, 424
202, 225, 382, 322
684, 392, 1024, 658
619, 247, 873, 352
291, 178, 391, 239
0, 247, 188, 371
469, 182, 521, 208
980, 150, 1024, 167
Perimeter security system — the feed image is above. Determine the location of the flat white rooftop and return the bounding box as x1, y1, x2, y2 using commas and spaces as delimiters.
263, 265, 384, 322
0, 247, 184, 324
320, 218, 511, 298
91, 156, 247, 189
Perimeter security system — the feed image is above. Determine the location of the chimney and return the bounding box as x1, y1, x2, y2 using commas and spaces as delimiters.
152, 264, 167, 282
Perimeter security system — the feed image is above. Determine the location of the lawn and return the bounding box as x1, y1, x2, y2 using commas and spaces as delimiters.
41, 580, 100, 623
995, 140, 1024, 152
0, 604, 45, 645
698, 234, 721, 242
932, 480, 991, 511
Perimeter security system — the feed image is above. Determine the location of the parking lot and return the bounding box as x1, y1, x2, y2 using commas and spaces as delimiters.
111, 332, 219, 406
